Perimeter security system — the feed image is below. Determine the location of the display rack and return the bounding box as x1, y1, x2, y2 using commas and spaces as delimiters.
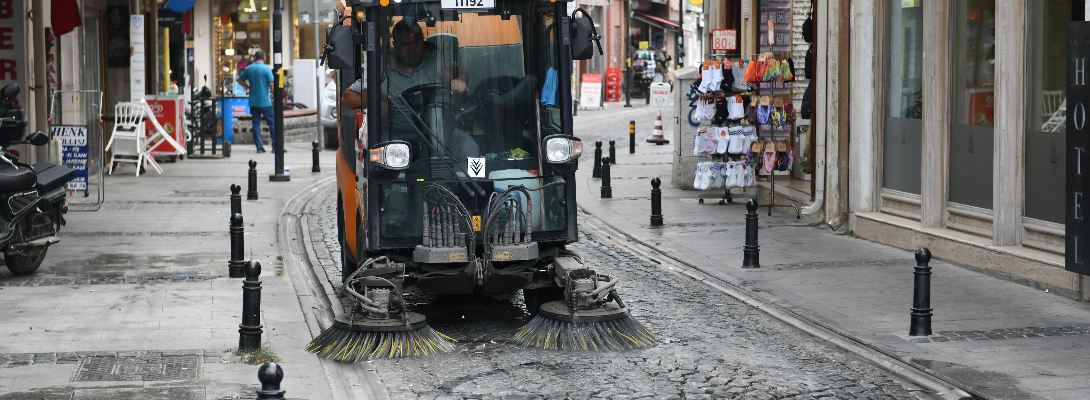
695, 52, 755, 206
754, 45, 800, 219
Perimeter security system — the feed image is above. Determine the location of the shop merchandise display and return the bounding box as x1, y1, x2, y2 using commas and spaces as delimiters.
744, 95, 797, 128
693, 161, 756, 190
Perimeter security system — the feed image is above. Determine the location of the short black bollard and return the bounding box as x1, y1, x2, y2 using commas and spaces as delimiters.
592, 141, 603, 178
239, 260, 263, 351
600, 157, 612, 198
608, 140, 617, 164
229, 213, 246, 278
742, 199, 760, 268
247, 160, 259, 200
909, 248, 933, 336
629, 120, 636, 154
230, 184, 242, 216
311, 140, 321, 173
256, 362, 285, 399
650, 177, 663, 226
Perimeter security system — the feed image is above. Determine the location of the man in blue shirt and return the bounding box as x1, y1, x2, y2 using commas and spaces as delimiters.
238, 50, 275, 153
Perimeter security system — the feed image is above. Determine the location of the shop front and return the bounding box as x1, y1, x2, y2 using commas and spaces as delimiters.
850, 0, 1085, 300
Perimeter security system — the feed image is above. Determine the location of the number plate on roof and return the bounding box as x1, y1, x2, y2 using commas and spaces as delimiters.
441, 0, 494, 9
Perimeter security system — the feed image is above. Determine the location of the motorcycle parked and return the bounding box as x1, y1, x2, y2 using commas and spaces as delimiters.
0, 84, 75, 275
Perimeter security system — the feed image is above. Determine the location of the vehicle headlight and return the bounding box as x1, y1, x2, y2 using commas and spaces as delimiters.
544, 135, 583, 163
369, 141, 411, 170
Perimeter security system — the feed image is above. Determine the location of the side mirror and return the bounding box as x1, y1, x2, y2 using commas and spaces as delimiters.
26, 131, 48, 146
325, 25, 356, 70
569, 9, 602, 61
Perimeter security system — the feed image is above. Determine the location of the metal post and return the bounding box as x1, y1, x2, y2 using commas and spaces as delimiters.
230, 184, 242, 215
629, 120, 636, 154
592, 141, 603, 178
270, 0, 290, 182
239, 260, 263, 350
257, 362, 285, 399
600, 157, 612, 199
247, 160, 259, 200
624, 1, 632, 108
650, 177, 663, 226
608, 140, 616, 164
311, 140, 321, 172
909, 248, 933, 336
314, 0, 323, 149
742, 199, 760, 268
229, 213, 246, 278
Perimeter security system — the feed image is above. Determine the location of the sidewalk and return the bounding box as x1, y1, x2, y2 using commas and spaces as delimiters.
575, 133, 1090, 400
0, 142, 339, 399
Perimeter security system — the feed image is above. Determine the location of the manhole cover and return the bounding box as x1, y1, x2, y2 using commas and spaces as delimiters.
74, 356, 200, 382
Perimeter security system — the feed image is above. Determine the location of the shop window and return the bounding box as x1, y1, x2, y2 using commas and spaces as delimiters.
1024, 1, 1070, 224
948, 0, 995, 210
882, 0, 923, 195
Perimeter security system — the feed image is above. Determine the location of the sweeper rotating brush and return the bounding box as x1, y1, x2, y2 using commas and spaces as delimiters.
514, 267, 655, 351
515, 300, 656, 351
307, 312, 454, 361
307, 257, 455, 362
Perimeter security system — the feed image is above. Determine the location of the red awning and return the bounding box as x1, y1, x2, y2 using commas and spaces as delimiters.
633, 12, 680, 29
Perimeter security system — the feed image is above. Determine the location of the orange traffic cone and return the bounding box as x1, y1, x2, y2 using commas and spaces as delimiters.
646, 111, 669, 145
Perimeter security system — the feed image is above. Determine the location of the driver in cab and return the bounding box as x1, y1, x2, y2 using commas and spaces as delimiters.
341, 19, 478, 165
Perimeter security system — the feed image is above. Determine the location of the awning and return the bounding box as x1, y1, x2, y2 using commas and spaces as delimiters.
633, 12, 679, 30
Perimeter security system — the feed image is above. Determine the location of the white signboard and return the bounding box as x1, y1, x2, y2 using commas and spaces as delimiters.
467, 157, 485, 178
579, 74, 602, 109
0, 0, 26, 106
767, 20, 775, 46
130, 15, 146, 101
650, 83, 670, 108
711, 29, 736, 51
441, 0, 494, 9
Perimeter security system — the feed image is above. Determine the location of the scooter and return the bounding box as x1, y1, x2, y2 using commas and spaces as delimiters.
0, 84, 75, 275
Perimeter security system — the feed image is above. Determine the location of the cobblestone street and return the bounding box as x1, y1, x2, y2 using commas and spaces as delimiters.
308, 193, 917, 400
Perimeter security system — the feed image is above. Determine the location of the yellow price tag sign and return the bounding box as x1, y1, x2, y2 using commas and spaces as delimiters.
639, 41, 649, 50
278, 69, 286, 89
473, 215, 481, 231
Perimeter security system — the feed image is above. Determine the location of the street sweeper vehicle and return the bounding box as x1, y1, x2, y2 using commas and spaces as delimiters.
311, 0, 653, 361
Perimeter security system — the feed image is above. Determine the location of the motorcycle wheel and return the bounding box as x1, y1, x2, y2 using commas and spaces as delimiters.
4, 212, 53, 275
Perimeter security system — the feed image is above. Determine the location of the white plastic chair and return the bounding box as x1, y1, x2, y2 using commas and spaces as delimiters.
1041, 90, 1064, 121
106, 102, 152, 176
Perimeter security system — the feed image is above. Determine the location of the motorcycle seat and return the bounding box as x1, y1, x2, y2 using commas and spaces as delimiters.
0, 163, 35, 191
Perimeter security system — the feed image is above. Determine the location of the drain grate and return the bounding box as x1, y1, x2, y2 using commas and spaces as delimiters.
74, 356, 200, 382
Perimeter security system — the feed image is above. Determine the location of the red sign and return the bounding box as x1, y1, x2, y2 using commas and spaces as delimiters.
967, 89, 994, 126
767, 21, 775, 45
711, 29, 737, 51
145, 97, 185, 155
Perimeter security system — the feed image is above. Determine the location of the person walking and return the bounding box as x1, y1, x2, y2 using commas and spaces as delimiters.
238, 50, 275, 153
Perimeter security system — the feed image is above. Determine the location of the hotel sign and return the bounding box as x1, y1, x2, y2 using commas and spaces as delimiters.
1067, 22, 1090, 274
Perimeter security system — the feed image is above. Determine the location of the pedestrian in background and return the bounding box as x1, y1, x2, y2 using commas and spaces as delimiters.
238, 50, 275, 153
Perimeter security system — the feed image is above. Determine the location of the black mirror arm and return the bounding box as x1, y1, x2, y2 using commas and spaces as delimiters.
571, 8, 604, 56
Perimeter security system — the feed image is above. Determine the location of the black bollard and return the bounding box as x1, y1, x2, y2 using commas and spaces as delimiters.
311, 140, 321, 173
256, 362, 285, 399
600, 157, 612, 199
239, 260, 263, 351
742, 199, 760, 269
230, 184, 242, 216
229, 213, 246, 278
608, 140, 617, 164
909, 248, 933, 336
629, 120, 636, 154
650, 177, 663, 226
247, 160, 259, 200
592, 141, 603, 178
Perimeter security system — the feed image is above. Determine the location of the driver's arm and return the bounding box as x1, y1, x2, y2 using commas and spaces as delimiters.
443, 65, 469, 93
340, 79, 367, 109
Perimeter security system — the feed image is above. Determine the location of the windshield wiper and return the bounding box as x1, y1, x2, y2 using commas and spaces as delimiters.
387, 93, 488, 198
